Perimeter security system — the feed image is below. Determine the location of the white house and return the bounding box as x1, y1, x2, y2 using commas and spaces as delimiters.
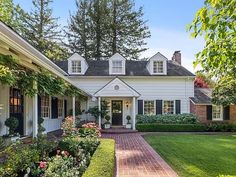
0, 21, 90, 137
56, 51, 195, 130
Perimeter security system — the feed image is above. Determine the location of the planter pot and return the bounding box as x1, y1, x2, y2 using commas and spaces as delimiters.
10, 135, 20, 142
104, 124, 111, 129
126, 124, 132, 129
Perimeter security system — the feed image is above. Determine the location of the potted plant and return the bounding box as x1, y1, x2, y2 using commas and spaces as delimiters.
126, 115, 132, 129
104, 115, 111, 129
5, 117, 19, 141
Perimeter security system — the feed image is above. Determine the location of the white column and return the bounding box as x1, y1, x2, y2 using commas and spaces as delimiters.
32, 81, 38, 138
98, 97, 101, 128
72, 96, 76, 126
132, 97, 136, 130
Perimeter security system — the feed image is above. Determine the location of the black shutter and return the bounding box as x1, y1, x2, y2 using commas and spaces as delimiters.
64, 100, 67, 117
223, 106, 230, 120
156, 100, 162, 115
207, 105, 212, 120
138, 100, 143, 115
38, 95, 41, 118
51, 97, 58, 119
175, 100, 181, 114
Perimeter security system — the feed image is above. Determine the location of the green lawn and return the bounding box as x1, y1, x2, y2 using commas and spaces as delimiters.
144, 134, 236, 177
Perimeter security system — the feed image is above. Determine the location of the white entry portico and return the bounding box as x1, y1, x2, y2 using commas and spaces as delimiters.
94, 77, 140, 130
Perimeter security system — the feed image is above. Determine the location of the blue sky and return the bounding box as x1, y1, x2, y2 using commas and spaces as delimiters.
13, 0, 205, 72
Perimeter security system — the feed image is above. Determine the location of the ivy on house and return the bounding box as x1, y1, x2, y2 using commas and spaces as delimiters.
0, 54, 86, 98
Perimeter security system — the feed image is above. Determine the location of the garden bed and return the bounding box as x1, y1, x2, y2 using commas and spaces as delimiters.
0, 117, 105, 177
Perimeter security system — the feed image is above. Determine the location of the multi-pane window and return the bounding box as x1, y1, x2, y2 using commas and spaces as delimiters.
71, 60, 81, 73
163, 100, 174, 114
41, 96, 50, 118
144, 100, 155, 115
112, 60, 122, 73
58, 99, 63, 118
212, 105, 222, 120
153, 61, 164, 73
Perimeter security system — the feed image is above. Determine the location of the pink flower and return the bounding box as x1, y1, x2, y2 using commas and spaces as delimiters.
39, 161, 47, 169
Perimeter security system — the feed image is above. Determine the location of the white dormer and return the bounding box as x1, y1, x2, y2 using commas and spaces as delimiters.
68, 53, 88, 75
109, 53, 126, 75
147, 52, 167, 75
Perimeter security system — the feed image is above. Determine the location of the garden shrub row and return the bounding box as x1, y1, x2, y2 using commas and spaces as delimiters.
136, 113, 198, 124
136, 123, 206, 132
136, 123, 236, 132
83, 139, 115, 177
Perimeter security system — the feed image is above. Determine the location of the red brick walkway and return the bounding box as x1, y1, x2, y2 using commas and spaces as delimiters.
102, 133, 179, 177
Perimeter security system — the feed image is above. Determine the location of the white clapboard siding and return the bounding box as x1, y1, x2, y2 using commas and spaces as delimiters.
71, 77, 194, 114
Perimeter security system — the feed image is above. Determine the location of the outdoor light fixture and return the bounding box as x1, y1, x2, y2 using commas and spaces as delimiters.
126, 101, 129, 109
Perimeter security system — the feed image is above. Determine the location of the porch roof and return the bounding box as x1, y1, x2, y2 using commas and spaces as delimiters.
94, 77, 140, 97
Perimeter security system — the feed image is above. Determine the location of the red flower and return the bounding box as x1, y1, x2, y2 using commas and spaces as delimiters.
39, 161, 47, 169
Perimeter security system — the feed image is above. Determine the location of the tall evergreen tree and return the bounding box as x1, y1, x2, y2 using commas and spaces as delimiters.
0, 0, 24, 33
108, 0, 150, 59
20, 0, 68, 60
66, 0, 150, 60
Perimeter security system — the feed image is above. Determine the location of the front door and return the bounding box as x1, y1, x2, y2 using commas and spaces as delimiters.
112, 100, 123, 125
9, 88, 24, 135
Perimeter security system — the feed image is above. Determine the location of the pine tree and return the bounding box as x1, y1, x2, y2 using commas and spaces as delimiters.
108, 0, 150, 59
19, 0, 68, 60
0, 0, 25, 33
66, 0, 150, 60
66, 0, 93, 60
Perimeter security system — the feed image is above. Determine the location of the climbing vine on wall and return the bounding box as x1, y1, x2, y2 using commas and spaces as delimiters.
0, 54, 86, 98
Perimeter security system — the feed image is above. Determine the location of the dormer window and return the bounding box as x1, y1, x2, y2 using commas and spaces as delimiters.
112, 60, 122, 73
71, 60, 81, 73
153, 61, 164, 73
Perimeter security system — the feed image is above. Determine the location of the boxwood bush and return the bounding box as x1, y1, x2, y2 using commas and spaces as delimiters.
136, 113, 198, 124
83, 139, 115, 177
136, 123, 207, 132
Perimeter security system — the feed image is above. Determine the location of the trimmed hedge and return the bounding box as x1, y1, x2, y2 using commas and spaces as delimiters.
136, 123, 207, 132
83, 139, 115, 177
136, 114, 198, 124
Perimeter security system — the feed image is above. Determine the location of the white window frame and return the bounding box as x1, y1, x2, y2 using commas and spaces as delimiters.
112, 60, 123, 74
58, 99, 64, 118
153, 61, 164, 74
163, 100, 175, 114
212, 105, 223, 121
143, 100, 156, 115
41, 95, 51, 119
71, 60, 82, 74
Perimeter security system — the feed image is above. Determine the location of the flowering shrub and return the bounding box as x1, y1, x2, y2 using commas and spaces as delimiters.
79, 123, 101, 138
61, 116, 75, 136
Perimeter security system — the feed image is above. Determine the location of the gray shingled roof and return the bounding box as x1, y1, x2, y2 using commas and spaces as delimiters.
55, 60, 194, 76
190, 88, 212, 104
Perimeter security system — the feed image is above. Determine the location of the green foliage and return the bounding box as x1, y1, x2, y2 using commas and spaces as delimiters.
126, 115, 131, 124
188, 0, 236, 105
104, 115, 111, 123
136, 113, 199, 124
66, 0, 150, 60
206, 123, 236, 132
136, 124, 207, 132
0, 0, 25, 33
18, 0, 69, 60
0, 144, 40, 177
82, 139, 115, 177
44, 155, 81, 177
87, 100, 109, 120
4, 117, 19, 135
212, 76, 236, 106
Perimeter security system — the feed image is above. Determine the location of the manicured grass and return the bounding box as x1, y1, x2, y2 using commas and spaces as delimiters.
144, 134, 236, 177
83, 139, 115, 177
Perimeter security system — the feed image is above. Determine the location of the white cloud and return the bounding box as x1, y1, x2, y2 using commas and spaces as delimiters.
141, 28, 204, 73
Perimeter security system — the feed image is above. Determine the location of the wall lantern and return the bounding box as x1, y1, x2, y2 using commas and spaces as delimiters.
126, 101, 129, 109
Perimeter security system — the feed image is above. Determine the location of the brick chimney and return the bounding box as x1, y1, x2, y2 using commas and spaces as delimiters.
172, 51, 181, 65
